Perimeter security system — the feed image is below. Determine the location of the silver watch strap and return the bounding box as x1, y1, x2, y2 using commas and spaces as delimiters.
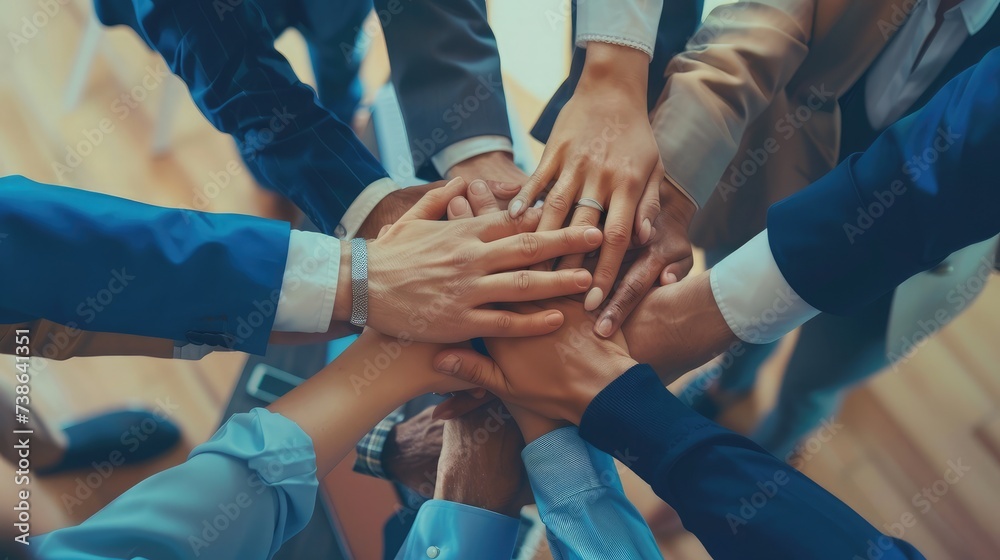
349, 238, 369, 327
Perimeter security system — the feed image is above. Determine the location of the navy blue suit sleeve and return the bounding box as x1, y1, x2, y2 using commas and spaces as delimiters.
97, 0, 388, 234
377, 0, 511, 180
579, 365, 924, 560
767, 47, 1000, 315
0, 176, 290, 355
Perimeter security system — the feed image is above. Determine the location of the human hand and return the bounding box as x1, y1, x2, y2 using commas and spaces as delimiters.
446, 151, 526, 210
621, 270, 740, 383
434, 400, 532, 516
433, 299, 636, 424
505, 403, 570, 444
595, 177, 696, 337
382, 407, 443, 499
507, 44, 662, 312
356, 181, 446, 239
359, 178, 603, 342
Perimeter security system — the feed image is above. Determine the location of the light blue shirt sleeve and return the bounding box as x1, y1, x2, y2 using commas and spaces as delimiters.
33, 408, 318, 560
522, 426, 663, 560
394, 500, 519, 560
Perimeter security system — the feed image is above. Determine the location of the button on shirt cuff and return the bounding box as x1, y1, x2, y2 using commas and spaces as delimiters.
273, 230, 340, 333
335, 177, 402, 239
710, 230, 819, 344
396, 500, 519, 560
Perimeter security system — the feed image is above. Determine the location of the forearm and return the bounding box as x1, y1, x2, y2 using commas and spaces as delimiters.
34, 410, 317, 560
0, 176, 288, 355
268, 333, 466, 474
122, 0, 386, 233
579, 365, 924, 559
650, 1, 814, 207
767, 49, 1000, 314
378, 0, 511, 180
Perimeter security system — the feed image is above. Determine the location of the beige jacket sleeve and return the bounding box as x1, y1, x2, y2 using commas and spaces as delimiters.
0, 320, 175, 360
651, 0, 815, 207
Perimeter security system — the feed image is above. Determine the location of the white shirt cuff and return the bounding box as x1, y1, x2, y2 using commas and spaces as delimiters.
576, 0, 663, 59
431, 136, 514, 178
335, 177, 402, 240
273, 230, 340, 333
710, 230, 818, 344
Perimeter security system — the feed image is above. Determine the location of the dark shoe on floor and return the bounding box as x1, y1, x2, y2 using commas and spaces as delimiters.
38, 409, 182, 475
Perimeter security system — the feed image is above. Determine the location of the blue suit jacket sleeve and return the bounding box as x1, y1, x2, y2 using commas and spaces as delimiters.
0, 176, 289, 355
377, 0, 511, 180
580, 365, 925, 560
95, 0, 388, 234
767, 47, 1000, 315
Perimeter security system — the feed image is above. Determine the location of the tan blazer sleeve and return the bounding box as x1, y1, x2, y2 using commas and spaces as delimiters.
651, 0, 815, 207
0, 320, 175, 360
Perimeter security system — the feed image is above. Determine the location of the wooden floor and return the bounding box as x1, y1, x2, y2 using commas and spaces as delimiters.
1, 2, 999, 559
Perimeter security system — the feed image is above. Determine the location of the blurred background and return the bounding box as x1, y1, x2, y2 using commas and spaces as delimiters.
1, 0, 999, 558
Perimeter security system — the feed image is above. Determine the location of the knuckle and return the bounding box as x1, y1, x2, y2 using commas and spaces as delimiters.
594, 267, 617, 286
545, 193, 570, 214
604, 223, 632, 246
495, 313, 513, 330
515, 270, 531, 291
520, 234, 540, 258
619, 276, 645, 305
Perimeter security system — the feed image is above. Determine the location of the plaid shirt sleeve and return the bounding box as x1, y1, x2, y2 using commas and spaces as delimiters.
353, 407, 405, 479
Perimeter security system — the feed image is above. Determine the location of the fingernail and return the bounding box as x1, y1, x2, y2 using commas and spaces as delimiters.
664, 272, 678, 284
436, 355, 461, 375
584, 287, 604, 311
650, 226, 658, 240
573, 270, 592, 288
596, 317, 613, 337
639, 218, 652, 244
470, 180, 487, 195
496, 181, 520, 191
445, 177, 465, 188
584, 227, 602, 244
449, 197, 470, 214
472, 388, 487, 399
509, 199, 524, 216
545, 312, 563, 326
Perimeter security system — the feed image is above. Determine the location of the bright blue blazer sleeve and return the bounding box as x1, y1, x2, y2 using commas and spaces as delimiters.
0, 176, 290, 355
768, 47, 1000, 315
523, 427, 662, 560
32, 409, 318, 560
95, 0, 389, 234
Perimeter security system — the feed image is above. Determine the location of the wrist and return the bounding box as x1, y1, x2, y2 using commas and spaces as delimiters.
331, 241, 353, 325
566, 356, 638, 425
660, 176, 697, 226
446, 150, 515, 181
579, 43, 648, 96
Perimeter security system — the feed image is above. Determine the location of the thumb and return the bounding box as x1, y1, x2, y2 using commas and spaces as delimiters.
399, 178, 468, 222
433, 349, 505, 395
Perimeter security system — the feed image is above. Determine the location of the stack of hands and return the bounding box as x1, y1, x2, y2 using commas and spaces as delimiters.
340, 171, 735, 516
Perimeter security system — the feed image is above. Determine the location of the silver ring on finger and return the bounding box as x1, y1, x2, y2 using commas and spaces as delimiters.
575, 197, 606, 213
